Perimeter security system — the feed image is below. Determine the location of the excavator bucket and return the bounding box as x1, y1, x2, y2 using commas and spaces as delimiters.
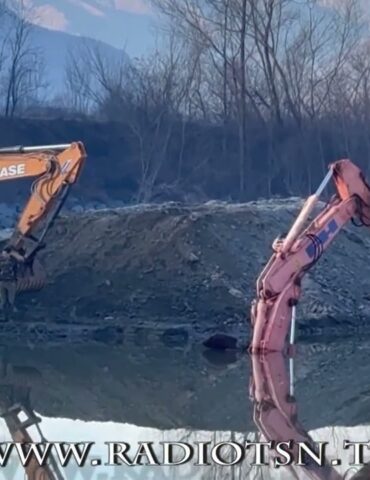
15, 257, 46, 293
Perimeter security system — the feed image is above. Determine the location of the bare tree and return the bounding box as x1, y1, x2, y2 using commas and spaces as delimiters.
63, 40, 128, 115
0, 1, 8, 73
64, 47, 92, 116
150, 0, 254, 197
56, 0, 370, 202
116, 47, 190, 201
2, 0, 46, 117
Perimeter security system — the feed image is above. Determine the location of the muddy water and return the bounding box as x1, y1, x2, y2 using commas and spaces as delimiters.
0, 337, 368, 479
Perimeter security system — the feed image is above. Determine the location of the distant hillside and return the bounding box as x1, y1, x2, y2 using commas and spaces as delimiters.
0, 7, 127, 98
30, 25, 127, 96
30, 0, 153, 57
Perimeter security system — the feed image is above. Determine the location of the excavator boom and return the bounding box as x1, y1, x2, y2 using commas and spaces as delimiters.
250, 159, 370, 353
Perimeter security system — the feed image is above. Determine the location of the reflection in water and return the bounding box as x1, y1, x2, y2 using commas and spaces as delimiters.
0, 357, 63, 479
0, 341, 369, 478
250, 353, 341, 479
249, 353, 370, 479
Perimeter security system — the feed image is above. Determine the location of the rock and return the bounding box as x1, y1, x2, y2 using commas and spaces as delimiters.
161, 328, 189, 348
202, 348, 238, 367
187, 252, 199, 263
92, 326, 124, 345
228, 288, 244, 300
203, 334, 238, 351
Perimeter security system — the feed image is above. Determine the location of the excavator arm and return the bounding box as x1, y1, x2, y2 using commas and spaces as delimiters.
250, 159, 370, 353
0, 142, 86, 295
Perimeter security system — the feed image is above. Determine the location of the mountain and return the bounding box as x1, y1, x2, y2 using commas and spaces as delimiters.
29, 0, 154, 57
1, 0, 154, 99
29, 23, 128, 96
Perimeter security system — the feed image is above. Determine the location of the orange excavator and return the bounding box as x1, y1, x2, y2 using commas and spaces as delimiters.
250, 159, 370, 353
0, 142, 86, 303
0, 142, 85, 478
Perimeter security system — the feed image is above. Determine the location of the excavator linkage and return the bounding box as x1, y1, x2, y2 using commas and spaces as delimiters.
250, 159, 370, 353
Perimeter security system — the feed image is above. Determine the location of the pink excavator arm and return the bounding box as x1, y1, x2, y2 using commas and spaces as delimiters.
250, 353, 344, 479
250, 159, 370, 353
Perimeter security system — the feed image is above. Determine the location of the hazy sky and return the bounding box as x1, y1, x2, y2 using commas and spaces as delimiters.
23, 1, 370, 59
29, 0, 158, 57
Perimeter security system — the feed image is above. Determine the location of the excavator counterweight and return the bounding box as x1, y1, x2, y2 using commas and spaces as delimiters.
250, 159, 370, 353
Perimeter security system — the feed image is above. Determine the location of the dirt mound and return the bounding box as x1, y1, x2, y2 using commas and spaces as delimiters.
11, 198, 365, 341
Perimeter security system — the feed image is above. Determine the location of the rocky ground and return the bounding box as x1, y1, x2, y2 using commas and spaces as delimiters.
0, 197, 365, 346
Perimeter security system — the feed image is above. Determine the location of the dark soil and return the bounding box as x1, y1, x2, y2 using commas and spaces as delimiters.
15, 199, 370, 341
